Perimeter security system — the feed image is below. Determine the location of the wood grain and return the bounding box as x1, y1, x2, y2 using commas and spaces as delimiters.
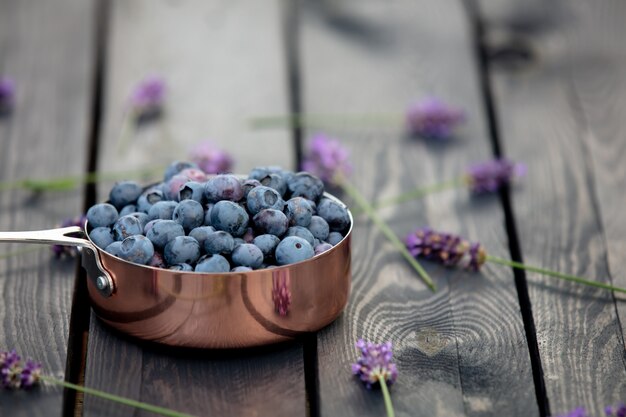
480, 0, 626, 414
0, 0, 95, 415
299, 0, 537, 415
82, 1, 305, 416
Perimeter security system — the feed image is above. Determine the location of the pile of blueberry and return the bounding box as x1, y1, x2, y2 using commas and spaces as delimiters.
85, 162, 351, 272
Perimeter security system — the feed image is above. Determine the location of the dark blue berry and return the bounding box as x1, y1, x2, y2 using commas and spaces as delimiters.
164, 161, 198, 182
241, 179, 262, 199
119, 204, 137, 217
317, 198, 350, 232
204, 231, 235, 255
286, 226, 316, 246
307, 216, 329, 241
246, 186, 284, 215
205, 174, 244, 203
259, 173, 287, 196
137, 187, 165, 213
118, 235, 154, 265
195, 254, 230, 273
188, 226, 216, 249
253, 209, 288, 236
178, 181, 205, 204
146, 220, 185, 249
231, 243, 264, 269
169, 263, 193, 271
164, 236, 201, 266
89, 227, 115, 249
275, 236, 314, 265
285, 197, 313, 227
128, 212, 150, 230
87, 203, 118, 228
253, 234, 280, 258
109, 181, 143, 209
231, 266, 252, 272
104, 241, 123, 257
112, 215, 144, 241
210, 200, 249, 237
148, 201, 178, 220
327, 231, 343, 246
172, 199, 204, 232
287, 172, 324, 202
314, 242, 333, 255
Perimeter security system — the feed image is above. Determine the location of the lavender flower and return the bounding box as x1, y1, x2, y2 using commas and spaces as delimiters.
272, 273, 291, 317
189, 141, 234, 175
553, 408, 589, 417
0, 350, 41, 390
406, 97, 465, 139
52, 215, 87, 258
405, 227, 486, 272
606, 404, 626, 417
129, 75, 166, 119
465, 158, 526, 194
0, 77, 16, 113
301, 133, 352, 185
352, 340, 398, 389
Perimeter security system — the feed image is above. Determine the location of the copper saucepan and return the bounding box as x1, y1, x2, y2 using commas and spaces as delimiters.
0, 192, 352, 348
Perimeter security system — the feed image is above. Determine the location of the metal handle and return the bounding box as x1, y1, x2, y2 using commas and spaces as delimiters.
0, 226, 115, 297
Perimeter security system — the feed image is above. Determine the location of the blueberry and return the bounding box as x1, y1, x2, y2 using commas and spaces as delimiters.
166, 174, 192, 200
164, 161, 198, 182
164, 236, 201, 266
144, 219, 159, 235
178, 181, 205, 204
119, 204, 137, 217
246, 186, 284, 215
128, 212, 150, 230
231, 243, 264, 269
137, 187, 165, 213
307, 216, 329, 241
205, 174, 244, 203
253, 209, 288, 236
118, 235, 154, 265
104, 241, 123, 257
109, 181, 143, 209
231, 266, 253, 272
275, 236, 314, 265
327, 232, 343, 246
248, 166, 284, 181
259, 173, 287, 196
314, 242, 333, 255
287, 172, 324, 202
317, 198, 350, 232
285, 197, 313, 227
87, 203, 118, 228
241, 179, 261, 199
148, 201, 178, 220
173, 199, 204, 232
146, 220, 185, 249
188, 226, 216, 249
195, 254, 230, 273
253, 234, 280, 258
149, 252, 166, 268
204, 231, 235, 255
89, 227, 115, 249
305, 199, 317, 214
210, 200, 249, 236
285, 226, 315, 246
112, 215, 144, 241
169, 263, 193, 271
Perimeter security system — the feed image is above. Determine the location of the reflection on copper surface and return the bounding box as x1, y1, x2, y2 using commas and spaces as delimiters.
272, 270, 292, 317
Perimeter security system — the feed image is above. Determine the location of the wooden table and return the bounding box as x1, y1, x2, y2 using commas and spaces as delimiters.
1, 0, 625, 416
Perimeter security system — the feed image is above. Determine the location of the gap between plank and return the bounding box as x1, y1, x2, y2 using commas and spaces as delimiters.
463, 0, 551, 416
62, 0, 110, 415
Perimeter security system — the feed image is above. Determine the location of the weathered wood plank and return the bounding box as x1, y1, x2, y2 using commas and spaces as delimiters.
83, 1, 304, 416
299, 0, 537, 416
0, 0, 95, 415
480, 0, 626, 414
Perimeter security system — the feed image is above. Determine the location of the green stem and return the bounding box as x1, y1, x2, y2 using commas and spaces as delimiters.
39, 375, 196, 417
338, 177, 436, 292
378, 377, 395, 417
249, 112, 404, 130
0, 166, 164, 193
486, 255, 626, 294
351, 177, 467, 216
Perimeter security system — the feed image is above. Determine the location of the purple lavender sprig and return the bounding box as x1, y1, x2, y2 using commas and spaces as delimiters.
129, 75, 166, 120
301, 133, 352, 186
189, 141, 234, 175
352, 340, 397, 417
0, 77, 16, 114
52, 215, 87, 258
405, 227, 626, 294
465, 158, 527, 194
552, 404, 626, 417
406, 97, 465, 140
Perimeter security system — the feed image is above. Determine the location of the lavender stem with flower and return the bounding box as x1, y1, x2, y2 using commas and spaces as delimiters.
0, 77, 16, 114
1, 349, 195, 417
352, 340, 397, 417
405, 227, 626, 294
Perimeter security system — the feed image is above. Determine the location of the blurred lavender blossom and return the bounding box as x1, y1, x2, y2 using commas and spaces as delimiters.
0, 77, 16, 114
189, 141, 234, 174
301, 133, 352, 185
406, 97, 465, 139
